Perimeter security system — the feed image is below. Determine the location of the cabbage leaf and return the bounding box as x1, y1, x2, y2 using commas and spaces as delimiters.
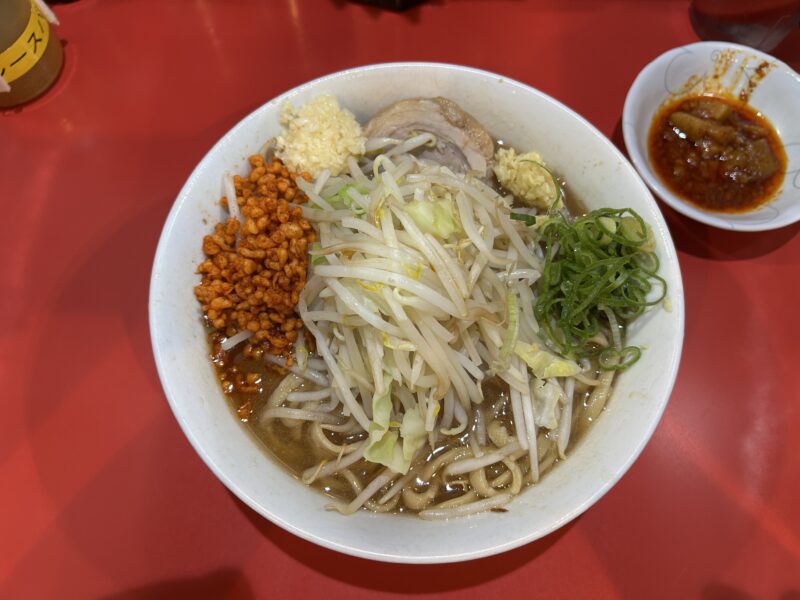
363, 372, 425, 473
515, 340, 581, 379
403, 199, 459, 239
531, 378, 562, 429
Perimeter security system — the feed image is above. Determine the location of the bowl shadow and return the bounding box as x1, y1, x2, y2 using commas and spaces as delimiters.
232, 493, 573, 593
95, 568, 254, 600
661, 203, 800, 260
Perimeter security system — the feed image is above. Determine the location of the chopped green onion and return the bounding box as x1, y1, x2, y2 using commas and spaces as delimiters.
326, 184, 367, 215
510, 212, 537, 225
533, 208, 666, 369
598, 346, 641, 371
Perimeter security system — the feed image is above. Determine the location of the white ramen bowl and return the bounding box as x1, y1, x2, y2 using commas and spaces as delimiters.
150, 63, 685, 563
623, 41, 800, 231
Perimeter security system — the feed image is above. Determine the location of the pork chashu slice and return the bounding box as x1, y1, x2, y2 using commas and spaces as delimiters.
364, 97, 495, 176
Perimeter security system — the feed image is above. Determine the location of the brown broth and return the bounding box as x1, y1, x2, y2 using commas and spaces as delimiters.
210, 333, 600, 514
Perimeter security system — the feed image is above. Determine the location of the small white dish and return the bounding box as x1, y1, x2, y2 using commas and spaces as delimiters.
623, 41, 800, 231
150, 62, 684, 563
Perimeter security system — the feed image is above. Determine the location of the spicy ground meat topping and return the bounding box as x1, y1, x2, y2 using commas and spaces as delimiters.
194, 155, 315, 361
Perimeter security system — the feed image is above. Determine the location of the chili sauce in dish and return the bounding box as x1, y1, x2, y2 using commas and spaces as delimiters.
648, 95, 786, 213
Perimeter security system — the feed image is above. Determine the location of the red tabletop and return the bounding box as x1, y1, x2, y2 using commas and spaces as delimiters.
3, 1, 800, 598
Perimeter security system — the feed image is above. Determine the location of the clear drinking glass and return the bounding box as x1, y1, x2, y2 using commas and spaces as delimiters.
689, 0, 800, 51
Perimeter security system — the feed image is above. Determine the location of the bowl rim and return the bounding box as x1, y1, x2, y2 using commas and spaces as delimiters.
622, 40, 800, 232
149, 61, 685, 563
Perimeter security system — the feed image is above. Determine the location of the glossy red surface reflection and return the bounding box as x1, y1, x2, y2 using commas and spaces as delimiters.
2, 1, 799, 598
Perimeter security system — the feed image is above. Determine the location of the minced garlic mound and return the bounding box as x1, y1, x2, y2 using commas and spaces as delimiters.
493, 147, 558, 210
276, 95, 366, 178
